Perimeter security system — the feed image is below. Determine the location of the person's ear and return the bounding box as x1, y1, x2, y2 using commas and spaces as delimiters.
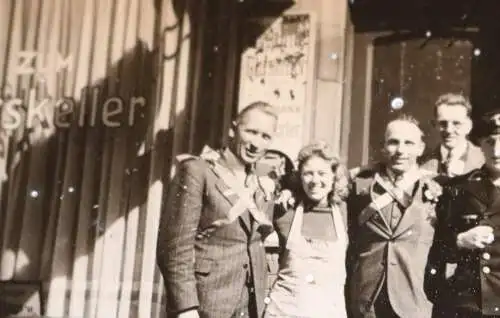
417, 140, 425, 157
463, 118, 473, 136
380, 140, 388, 156
228, 120, 237, 138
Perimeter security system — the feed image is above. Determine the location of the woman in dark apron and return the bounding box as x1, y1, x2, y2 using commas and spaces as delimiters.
263, 141, 350, 318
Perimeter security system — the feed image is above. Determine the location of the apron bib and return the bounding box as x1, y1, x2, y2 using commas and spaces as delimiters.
264, 203, 348, 318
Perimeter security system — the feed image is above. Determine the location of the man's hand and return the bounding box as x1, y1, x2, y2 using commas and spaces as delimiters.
457, 225, 495, 250
178, 309, 200, 318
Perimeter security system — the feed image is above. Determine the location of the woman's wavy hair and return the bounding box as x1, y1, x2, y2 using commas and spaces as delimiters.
296, 141, 351, 205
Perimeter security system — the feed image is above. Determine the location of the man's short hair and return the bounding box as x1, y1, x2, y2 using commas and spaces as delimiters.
386, 114, 424, 141
434, 93, 472, 117
235, 101, 278, 125
478, 109, 500, 139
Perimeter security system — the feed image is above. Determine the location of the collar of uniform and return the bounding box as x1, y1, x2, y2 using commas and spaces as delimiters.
482, 166, 500, 187
383, 165, 420, 185
440, 140, 468, 162
219, 147, 248, 173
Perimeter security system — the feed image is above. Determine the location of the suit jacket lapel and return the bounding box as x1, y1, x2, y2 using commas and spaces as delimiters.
366, 216, 392, 239
462, 142, 474, 173
239, 214, 252, 236
213, 156, 254, 234
214, 178, 253, 234
358, 180, 392, 237
392, 180, 425, 237
463, 141, 485, 173
215, 159, 275, 236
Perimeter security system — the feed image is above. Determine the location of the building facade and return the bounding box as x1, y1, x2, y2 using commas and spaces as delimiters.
0, 0, 498, 317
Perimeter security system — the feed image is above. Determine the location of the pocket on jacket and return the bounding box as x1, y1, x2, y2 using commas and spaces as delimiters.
195, 257, 215, 276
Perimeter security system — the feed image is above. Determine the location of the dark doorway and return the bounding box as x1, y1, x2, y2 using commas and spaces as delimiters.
347, 0, 500, 166
369, 33, 476, 162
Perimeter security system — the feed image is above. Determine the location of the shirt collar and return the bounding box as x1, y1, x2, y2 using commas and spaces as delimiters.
440, 140, 468, 162
384, 165, 420, 184
220, 147, 248, 173
483, 166, 500, 187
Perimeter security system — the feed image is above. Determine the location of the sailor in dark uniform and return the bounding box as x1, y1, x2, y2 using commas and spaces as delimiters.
429, 108, 500, 317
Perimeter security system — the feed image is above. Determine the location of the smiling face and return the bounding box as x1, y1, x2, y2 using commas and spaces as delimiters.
229, 108, 277, 165
300, 156, 334, 204
435, 104, 472, 150
383, 120, 425, 175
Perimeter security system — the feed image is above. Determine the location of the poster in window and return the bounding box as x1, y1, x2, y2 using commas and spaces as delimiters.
238, 13, 317, 162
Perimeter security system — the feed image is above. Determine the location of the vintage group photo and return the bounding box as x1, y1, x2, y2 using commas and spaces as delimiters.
1, 0, 500, 317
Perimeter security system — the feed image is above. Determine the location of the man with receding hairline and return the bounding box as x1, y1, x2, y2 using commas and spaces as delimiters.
421, 93, 484, 178
157, 101, 279, 318
347, 115, 439, 318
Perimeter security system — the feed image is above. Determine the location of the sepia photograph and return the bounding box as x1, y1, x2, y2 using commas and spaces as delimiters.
0, 0, 499, 317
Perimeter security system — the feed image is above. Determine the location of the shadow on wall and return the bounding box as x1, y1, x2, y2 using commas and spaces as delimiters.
0, 0, 294, 315
0, 0, 215, 316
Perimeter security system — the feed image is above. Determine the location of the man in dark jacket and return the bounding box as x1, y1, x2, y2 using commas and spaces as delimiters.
429, 108, 500, 317
156, 101, 278, 318
347, 115, 439, 318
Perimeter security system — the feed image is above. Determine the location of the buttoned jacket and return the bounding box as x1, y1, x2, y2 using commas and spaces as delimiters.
427, 167, 500, 315
346, 164, 439, 318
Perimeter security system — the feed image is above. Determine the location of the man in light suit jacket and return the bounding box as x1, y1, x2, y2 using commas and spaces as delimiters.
156, 102, 279, 318
347, 115, 440, 318
420, 93, 484, 179
420, 93, 484, 317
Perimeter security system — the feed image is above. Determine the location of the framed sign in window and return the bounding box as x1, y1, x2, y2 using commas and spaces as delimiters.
238, 12, 317, 162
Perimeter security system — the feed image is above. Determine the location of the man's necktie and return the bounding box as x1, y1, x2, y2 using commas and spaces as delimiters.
392, 176, 413, 209
443, 150, 452, 176
244, 165, 258, 189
